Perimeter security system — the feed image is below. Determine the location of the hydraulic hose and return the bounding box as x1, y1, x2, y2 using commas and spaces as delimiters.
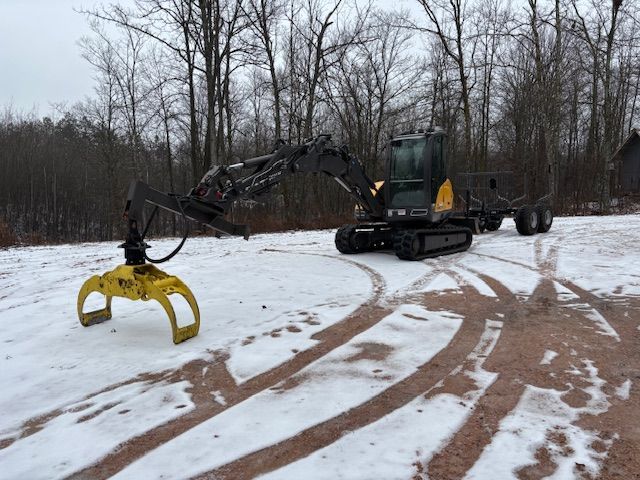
142, 195, 190, 264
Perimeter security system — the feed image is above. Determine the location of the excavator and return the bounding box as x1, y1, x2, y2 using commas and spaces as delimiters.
77, 129, 552, 343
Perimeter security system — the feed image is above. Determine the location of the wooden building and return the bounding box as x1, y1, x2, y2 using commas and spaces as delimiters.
612, 128, 640, 194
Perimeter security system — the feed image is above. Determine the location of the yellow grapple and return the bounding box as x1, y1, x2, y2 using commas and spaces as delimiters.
77, 264, 200, 344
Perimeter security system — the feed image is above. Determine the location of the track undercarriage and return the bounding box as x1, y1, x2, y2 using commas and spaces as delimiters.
335, 223, 473, 261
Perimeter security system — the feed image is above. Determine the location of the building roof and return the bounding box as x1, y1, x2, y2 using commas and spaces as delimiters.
612, 128, 640, 161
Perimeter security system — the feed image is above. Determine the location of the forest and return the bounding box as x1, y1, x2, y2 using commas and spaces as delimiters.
1, 0, 638, 245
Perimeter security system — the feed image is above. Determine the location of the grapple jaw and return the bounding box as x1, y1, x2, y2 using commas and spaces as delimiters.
77, 264, 200, 344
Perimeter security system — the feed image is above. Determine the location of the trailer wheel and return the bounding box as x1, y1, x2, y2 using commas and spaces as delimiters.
486, 217, 503, 232
536, 205, 553, 233
335, 225, 357, 253
515, 205, 538, 235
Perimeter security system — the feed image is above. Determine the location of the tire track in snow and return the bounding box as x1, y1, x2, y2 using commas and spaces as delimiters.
63, 251, 466, 479
28, 229, 638, 478
195, 290, 486, 480
189, 266, 505, 479
544, 279, 640, 479
426, 276, 559, 479
467, 238, 621, 341
5, 223, 640, 479
525, 233, 638, 479
533, 233, 562, 277
93, 230, 640, 479
426, 275, 590, 478
427, 234, 638, 479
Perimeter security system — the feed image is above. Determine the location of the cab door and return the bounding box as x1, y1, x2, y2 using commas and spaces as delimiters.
385, 135, 429, 210
431, 134, 453, 213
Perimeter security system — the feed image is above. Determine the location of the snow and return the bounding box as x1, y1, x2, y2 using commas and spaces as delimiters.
464, 214, 640, 299
562, 303, 620, 341
466, 359, 612, 480
615, 379, 631, 401
458, 253, 542, 299
421, 272, 461, 293
554, 281, 580, 301
0, 234, 371, 434
552, 215, 640, 298
0, 380, 194, 480
0, 214, 638, 479
449, 265, 497, 297
211, 390, 227, 406
540, 350, 558, 365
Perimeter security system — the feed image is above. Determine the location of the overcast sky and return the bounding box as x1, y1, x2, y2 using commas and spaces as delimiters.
0, 0, 419, 116
0, 0, 131, 116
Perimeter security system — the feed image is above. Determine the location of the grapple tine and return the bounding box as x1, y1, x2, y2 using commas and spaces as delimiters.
77, 275, 113, 326
145, 282, 200, 344
76, 264, 200, 344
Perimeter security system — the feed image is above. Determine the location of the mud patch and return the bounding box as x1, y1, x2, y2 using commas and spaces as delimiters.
344, 342, 393, 363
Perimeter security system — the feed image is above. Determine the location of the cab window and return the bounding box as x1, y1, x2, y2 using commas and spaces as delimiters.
389, 138, 426, 208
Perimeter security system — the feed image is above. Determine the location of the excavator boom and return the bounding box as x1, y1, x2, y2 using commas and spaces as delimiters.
124, 135, 383, 246
78, 135, 388, 343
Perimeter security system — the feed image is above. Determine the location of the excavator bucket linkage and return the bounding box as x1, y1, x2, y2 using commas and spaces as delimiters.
77, 264, 200, 344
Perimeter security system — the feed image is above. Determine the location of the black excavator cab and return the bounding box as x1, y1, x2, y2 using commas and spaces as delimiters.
338, 128, 469, 261
383, 129, 452, 224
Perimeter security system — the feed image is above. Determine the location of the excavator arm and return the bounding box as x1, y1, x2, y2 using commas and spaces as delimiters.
78, 135, 383, 343
123, 135, 382, 258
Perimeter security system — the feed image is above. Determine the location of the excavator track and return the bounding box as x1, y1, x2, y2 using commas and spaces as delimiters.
335, 224, 393, 254
336, 223, 472, 261
392, 226, 472, 261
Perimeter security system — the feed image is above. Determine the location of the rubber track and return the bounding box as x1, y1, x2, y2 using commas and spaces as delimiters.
393, 227, 473, 261
335, 224, 392, 254
334, 226, 357, 254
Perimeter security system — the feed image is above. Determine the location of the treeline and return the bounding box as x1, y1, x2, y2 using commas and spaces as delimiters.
0, 112, 355, 245
1, 0, 639, 245
0, 112, 192, 243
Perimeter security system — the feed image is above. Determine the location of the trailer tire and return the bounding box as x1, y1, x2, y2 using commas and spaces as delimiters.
536, 205, 553, 233
486, 217, 503, 232
335, 225, 357, 254
515, 205, 538, 235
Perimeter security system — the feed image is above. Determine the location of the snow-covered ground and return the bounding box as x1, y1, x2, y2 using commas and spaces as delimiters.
0, 215, 638, 479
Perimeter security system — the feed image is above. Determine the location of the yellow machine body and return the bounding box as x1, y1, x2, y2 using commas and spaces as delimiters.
77, 264, 200, 344
371, 180, 385, 196
434, 178, 454, 212
354, 180, 384, 219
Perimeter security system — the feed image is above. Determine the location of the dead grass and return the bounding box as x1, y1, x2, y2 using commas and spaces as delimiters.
0, 220, 17, 247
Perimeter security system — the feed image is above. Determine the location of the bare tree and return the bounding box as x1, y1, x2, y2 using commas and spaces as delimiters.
569, 0, 628, 207
416, 0, 474, 169
323, 9, 416, 174
242, 0, 286, 139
